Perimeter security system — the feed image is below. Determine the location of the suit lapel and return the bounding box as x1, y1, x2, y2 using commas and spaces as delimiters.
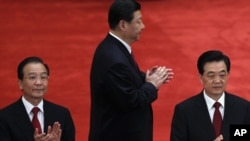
221, 94, 234, 140
43, 100, 57, 133
222, 94, 231, 124
15, 99, 36, 141
196, 93, 217, 138
43, 101, 50, 133
107, 34, 141, 74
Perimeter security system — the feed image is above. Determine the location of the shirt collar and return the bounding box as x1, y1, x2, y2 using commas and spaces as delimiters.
109, 31, 132, 54
22, 96, 44, 113
203, 90, 225, 110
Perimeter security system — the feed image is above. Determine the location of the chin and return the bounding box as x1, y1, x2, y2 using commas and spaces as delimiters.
33, 92, 45, 97
213, 91, 224, 95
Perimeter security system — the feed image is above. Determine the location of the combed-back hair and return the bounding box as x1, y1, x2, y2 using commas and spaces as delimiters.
17, 56, 50, 80
108, 0, 141, 29
197, 50, 230, 75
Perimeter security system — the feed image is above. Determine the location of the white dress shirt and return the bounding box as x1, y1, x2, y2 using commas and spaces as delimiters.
22, 96, 44, 133
203, 90, 225, 122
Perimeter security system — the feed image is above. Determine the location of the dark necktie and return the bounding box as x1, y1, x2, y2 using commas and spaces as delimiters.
32, 107, 42, 134
213, 102, 222, 137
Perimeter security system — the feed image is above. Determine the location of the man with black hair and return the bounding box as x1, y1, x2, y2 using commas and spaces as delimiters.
89, 0, 174, 141
170, 50, 250, 141
0, 56, 75, 141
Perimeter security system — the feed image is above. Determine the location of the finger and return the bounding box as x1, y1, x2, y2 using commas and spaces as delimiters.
57, 129, 62, 138
163, 75, 174, 83
34, 133, 46, 140
167, 75, 174, 79
166, 72, 174, 78
47, 125, 52, 134
41, 133, 51, 140
53, 122, 61, 132
34, 128, 39, 135
159, 67, 167, 75
147, 69, 153, 76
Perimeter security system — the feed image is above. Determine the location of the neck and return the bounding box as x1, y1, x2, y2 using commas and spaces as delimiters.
24, 96, 42, 106
110, 30, 132, 45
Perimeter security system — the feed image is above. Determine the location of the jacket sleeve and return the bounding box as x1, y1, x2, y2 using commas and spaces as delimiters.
106, 62, 158, 110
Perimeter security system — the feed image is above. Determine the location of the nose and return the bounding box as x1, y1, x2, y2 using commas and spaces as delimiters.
141, 21, 145, 30
213, 75, 222, 82
34, 78, 43, 84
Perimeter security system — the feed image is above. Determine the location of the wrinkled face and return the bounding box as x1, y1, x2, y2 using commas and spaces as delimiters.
18, 62, 49, 101
123, 10, 145, 44
200, 60, 229, 98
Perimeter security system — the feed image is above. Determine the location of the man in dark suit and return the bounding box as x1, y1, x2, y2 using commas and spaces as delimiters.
170, 50, 250, 141
0, 56, 75, 141
88, 0, 174, 141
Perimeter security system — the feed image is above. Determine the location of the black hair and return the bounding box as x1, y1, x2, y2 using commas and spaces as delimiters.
108, 0, 141, 29
17, 56, 50, 80
197, 50, 230, 75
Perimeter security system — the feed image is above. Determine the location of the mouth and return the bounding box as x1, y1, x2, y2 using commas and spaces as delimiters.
33, 89, 44, 92
213, 86, 223, 89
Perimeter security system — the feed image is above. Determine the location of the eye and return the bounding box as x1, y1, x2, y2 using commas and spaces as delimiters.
219, 73, 227, 78
135, 18, 142, 24
28, 76, 36, 80
207, 74, 215, 79
41, 75, 48, 80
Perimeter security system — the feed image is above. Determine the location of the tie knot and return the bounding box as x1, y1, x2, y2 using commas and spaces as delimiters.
213, 102, 221, 109
32, 107, 40, 114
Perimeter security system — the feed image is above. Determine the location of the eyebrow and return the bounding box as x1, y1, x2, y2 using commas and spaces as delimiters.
206, 70, 227, 74
27, 72, 48, 75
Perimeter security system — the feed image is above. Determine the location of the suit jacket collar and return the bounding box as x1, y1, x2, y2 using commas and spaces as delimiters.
198, 91, 240, 138
106, 34, 140, 72
195, 93, 216, 137
108, 32, 131, 53
15, 98, 36, 140
222, 92, 239, 127
17, 98, 52, 135
106, 34, 131, 57
43, 100, 53, 133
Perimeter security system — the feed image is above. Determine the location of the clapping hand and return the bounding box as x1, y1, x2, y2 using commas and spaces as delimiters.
214, 134, 223, 141
34, 122, 62, 141
146, 66, 174, 89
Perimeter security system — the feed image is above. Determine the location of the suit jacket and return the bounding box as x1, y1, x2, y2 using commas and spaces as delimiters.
0, 98, 75, 141
89, 34, 158, 141
170, 91, 250, 141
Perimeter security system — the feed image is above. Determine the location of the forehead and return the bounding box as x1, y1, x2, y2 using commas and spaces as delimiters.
203, 60, 227, 73
23, 62, 47, 74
